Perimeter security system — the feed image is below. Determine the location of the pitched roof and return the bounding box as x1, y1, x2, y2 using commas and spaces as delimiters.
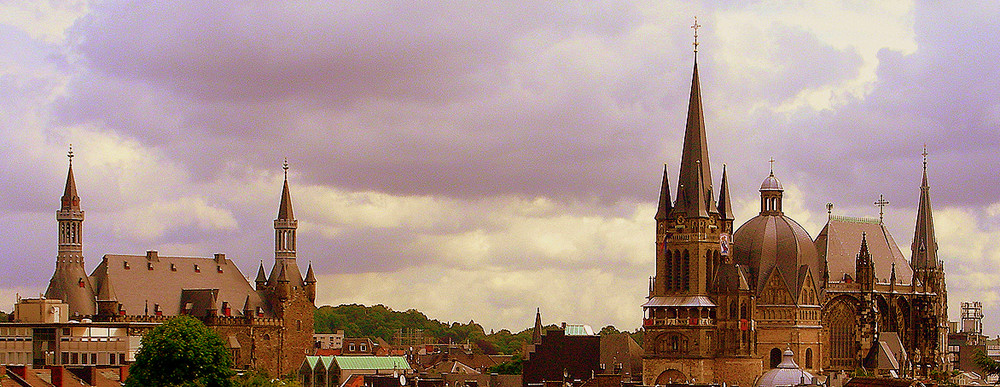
672, 63, 716, 219
90, 254, 272, 317
334, 356, 411, 370
814, 216, 914, 285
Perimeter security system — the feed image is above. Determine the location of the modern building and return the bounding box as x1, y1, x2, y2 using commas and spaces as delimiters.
41, 152, 317, 376
642, 40, 948, 385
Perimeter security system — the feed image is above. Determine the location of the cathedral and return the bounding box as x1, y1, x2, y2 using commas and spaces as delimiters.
641, 55, 948, 386
44, 152, 316, 376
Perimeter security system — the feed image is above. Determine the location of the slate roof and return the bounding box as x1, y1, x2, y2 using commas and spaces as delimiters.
89, 253, 273, 317
814, 216, 914, 285
733, 213, 821, 299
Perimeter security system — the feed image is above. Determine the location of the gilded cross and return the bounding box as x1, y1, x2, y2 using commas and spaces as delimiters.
691, 17, 701, 54
874, 194, 890, 223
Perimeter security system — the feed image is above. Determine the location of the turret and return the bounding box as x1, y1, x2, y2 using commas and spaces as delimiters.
267, 160, 304, 289
45, 146, 96, 316
304, 262, 317, 303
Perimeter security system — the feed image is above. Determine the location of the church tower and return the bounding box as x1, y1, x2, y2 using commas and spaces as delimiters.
45, 147, 96, 316
909, 149, 948, 373
642, 22, 761, 387
261, 160, 315, 375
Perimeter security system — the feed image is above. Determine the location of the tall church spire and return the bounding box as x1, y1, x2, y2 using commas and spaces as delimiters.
911, 147, 939, 272
269, 159, 303, 288
673, 60, 715, 218
46, 145, 96, 316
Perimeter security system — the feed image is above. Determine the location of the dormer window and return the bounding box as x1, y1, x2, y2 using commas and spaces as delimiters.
217, 266, 223, 273
256, 307, 264, 317
78, 278, 85, 288
154, 304, 162, 316
193, 264, 200, 273
170, 263, 177, 271
221, 302, 231, 317
147, 262, 154, 270
123, 261, 130, 270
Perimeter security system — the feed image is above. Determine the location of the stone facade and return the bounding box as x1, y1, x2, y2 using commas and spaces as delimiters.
43, 156, 317, 377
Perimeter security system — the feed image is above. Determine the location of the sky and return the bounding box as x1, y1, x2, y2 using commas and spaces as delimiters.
1, 1, 999, 334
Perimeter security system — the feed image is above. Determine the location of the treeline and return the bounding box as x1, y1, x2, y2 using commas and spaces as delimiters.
314, 304, 642, 355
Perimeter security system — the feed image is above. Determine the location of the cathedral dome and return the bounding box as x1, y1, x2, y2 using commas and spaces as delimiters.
755, 349, 814, 387
733, 171, 821, 298
760, 172, 783, 191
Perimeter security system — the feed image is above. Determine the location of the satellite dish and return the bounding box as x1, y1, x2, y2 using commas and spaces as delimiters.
400, 375, 407, 386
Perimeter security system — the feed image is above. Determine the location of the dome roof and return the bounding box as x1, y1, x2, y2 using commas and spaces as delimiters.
756, 349, 814, 387
760, 173, 783, 191
732, 214, 821, 298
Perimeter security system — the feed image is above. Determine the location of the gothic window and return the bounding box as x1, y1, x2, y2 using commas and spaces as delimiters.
769, 348, 781, 368
673, 250, 681, 291
665, 250, 673, 291
740, 302, 748, 319
828, 299, 858, 368
805, 348, 813, 369
730, 301, 738, 320
682, 250, 690, 291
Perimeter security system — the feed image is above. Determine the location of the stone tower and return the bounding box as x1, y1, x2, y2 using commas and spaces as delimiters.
642, 57, 760, 386
260, 160, 316, 375
45, 147, 96, 316
909, 150, 948, 373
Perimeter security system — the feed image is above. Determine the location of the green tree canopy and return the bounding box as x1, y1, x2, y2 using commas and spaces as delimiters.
126, 316, 235, 387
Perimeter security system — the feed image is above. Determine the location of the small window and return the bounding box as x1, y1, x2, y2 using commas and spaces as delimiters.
61, 352, 69, 365
62, 328, 70, 336
119, 353, 125, 364
170, 263, 177, 271
78, 278, 85, 288
194, 264, 200, 273
123, 261, 130, 269
360, 344, 367, 352
91, 353, 97, 364
217, 265, 223, 273
147, 262, 154, 270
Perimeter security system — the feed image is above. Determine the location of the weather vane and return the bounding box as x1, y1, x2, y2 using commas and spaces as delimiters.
874, 194, 890, 223
67, 144, 74, 166
691, 17, 702, 55
922, 144, 928, 169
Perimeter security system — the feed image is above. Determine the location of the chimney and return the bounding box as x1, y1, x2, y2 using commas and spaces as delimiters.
214, 253, 226, 264
146, 250, 159, 262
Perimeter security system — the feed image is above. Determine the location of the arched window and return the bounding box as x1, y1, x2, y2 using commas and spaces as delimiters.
682, 250, 690, 291
769, 348, 782, 368
805, 348, 813, 369
729, 301, 738, 320
828, 300, 858, 369
673, 250, 681, 291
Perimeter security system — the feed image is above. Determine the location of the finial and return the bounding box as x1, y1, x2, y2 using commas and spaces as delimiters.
68, 144, 74, 166
874, 194, 890, 223
691, 17, 701, 58
768, 157, 775, 175
826, 203, 834, 217
282, 157, 289, 178
922, 144, 928, 170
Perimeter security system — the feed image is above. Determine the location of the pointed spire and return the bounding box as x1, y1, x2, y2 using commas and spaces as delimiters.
243, 295, 252, 315
304, 262, 316, 284
278, 159, 294, 220
674, 62, 715, 218
912, 146, 938, 271
62, 145, 80, 211
532, 308, 543, 344
255, 261, 267, 284
655, 164, 672, 221
718, 164, 734, 221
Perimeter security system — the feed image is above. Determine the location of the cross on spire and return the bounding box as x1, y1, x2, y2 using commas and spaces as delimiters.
922, 144, 928, 170
874, 194, 890, 223
282, 157, 289, 178
768, 157, 775, 174
67, 144, 74, 166
691, 17, 702, 56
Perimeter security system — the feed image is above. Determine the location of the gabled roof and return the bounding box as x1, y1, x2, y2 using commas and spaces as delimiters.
90, 254, 271, 317
814, 216, 913, 285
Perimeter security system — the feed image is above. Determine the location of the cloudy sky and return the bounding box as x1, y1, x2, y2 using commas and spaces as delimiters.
2, 1, 999, 334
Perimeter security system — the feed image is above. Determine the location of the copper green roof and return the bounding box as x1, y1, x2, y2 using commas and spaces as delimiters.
335, 356, 410, 370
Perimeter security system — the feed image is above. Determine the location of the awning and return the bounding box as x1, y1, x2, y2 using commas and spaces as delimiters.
642, 296, 716, 308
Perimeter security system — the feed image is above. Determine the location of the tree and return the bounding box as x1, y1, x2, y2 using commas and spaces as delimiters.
975, 350, 1000, 384
126, 316, 235, 387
